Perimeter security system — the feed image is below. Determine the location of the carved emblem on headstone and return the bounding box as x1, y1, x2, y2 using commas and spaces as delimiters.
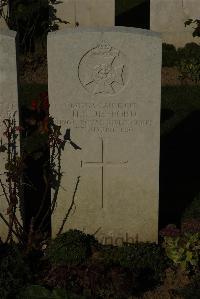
78, 41, 128, 95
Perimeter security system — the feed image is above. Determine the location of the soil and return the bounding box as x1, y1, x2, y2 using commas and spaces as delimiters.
162, 67, 182, 86
161, 67, 200, 86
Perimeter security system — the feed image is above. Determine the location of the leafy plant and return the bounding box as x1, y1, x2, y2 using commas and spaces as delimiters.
46, 229, 99, 266
21, 91, 81, 238
185, 18, 200, 38
181, 219, 200, 234
0, 114, 24, 243
0, 108, 50, 246
176, 57, 200, 84
162, 42, 200, 83
161, 228, 200, 271
177, 43, 200, 61
162, 43, 178, 67
23, 112, 80, 248
0, 91, 81, 251
0, 243, 30, 299
100, 242, 170, 286
175, 43, 200, 83
0, 0, 69, 53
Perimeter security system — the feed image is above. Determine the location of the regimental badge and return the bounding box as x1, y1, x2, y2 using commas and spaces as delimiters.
78, 41, 128, 95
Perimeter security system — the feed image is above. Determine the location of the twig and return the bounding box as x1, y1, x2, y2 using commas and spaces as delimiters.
34, 166, 49, 226
0, 178, 10, 205
39, 145, 63, 231
0, 212, 21, 241
57, 175, 80, 236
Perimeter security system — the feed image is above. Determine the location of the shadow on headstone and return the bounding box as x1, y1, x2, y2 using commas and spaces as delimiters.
159, 110, 200, 228
115, 0, 150, 29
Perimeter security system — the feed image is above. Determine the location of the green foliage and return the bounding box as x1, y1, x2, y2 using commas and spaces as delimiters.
162, 232, 200, 271
0, 243, 30, 299
17, 285, 86, 299
46, 229, 99, 266
1, 0, 68, 53
162, 43, 178, 67
162, 43, 200, 83
176, 57, 200, 83
185, 18, 200, 38
182, 192, 200, 221
177, 43, 200, 60
175, 43, 200, 83
101, 242, 170, 284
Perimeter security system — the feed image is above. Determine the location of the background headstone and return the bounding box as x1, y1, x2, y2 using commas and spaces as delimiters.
48, 27, 161, 244
53, 0, 115, 28
150, 0, 200, 47
0, 29, 20, 241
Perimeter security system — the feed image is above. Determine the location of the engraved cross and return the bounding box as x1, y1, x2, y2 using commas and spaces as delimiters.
81, 138, 128, 208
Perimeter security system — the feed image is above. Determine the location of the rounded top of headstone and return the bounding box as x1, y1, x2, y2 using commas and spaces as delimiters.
48, 26, 161, 39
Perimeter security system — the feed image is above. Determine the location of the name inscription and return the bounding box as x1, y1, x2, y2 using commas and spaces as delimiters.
58, 102, 152, 134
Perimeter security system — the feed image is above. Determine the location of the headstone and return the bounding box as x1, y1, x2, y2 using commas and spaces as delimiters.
0, 29, 20, 241
48, 27, 161, 245
53, 0, 115, 28
150, 0, 200, 47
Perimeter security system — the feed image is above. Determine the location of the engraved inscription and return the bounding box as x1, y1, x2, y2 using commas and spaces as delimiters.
58, 102, 152, 134
78, 41, 128, 95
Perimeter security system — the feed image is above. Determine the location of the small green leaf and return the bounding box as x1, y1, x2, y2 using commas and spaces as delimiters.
186, 251, 193, 261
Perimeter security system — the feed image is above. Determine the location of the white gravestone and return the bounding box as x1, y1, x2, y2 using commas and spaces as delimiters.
0, 29, 20, 241
150, 0, 200, 47
48, 27, 161, 244
53, 0, 115, 28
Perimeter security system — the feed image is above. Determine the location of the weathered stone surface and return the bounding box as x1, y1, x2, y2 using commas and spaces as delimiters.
0, 30, 20, 241
48, 27, 161, 244
53, 0, 115, 28
150, 0, 200, 47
